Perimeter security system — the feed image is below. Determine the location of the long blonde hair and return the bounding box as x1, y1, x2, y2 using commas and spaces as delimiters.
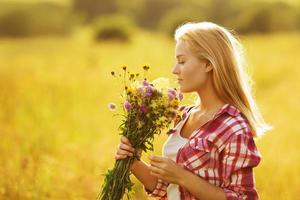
174, 21, 272, 138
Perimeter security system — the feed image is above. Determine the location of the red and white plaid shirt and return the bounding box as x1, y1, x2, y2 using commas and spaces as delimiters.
145, 103, 261, 200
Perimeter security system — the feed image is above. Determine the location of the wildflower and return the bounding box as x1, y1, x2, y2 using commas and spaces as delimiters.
124, 100, 132, 111
143, 65, 150, 71
168, 88, 176, 95
142, 79, 149, 86
179, 92, 184, 101
129, 73, 135, 80
168, 91, 176, 100
139, 104, 148, 113
108, 103, 117, 111
151, 77, 170, 92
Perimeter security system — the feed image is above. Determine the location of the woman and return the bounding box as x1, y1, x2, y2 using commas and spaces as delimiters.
115, 22, 271, 200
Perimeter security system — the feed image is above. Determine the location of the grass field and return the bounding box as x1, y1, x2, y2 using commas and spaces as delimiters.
0, 29, 299, 199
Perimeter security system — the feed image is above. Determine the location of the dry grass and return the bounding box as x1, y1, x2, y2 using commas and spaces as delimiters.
0, 29, 299, 199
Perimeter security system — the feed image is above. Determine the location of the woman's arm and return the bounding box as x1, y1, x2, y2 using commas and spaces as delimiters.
115, 136, 168, 197
149, 155, 226, 200
130, 159, 158, 192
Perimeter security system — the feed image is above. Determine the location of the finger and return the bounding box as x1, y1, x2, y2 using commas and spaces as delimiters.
149, 155, 165, 162
121, 136, 132, 146
115, 154, 127, 160
149, 165, 164, 175
117, 149, 134, 156
150, 160, 165, 168
119, 143, 135, 153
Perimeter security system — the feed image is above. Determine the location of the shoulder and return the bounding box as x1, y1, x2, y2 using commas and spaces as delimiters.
203, 104, 253, 151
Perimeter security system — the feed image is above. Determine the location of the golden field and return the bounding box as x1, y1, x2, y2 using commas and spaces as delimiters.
0, 29, 300, 199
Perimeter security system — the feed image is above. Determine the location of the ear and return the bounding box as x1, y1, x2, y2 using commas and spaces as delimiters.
205, 61, 213, 72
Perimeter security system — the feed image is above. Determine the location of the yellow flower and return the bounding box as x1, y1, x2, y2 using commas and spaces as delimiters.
150, 101, 158, 109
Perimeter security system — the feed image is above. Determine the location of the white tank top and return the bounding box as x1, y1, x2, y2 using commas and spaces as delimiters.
162, 107, 194, 199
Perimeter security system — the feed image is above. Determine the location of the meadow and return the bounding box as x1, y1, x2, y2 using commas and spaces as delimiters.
0, 29, 299, 199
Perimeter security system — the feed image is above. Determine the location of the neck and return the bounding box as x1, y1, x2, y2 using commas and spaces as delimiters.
195, 79, 226, 113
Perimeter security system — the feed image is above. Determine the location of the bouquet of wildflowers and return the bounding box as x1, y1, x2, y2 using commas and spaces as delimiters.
97, 65, 183, 200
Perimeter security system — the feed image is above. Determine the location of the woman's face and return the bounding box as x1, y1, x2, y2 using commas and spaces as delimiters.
172, 40, 212, 93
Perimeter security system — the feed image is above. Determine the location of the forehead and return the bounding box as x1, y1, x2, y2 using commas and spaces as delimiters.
175, 40, 190, 56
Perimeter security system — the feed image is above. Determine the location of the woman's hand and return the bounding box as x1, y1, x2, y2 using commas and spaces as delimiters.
148, 155, 186, 185
115, 136, 142, 160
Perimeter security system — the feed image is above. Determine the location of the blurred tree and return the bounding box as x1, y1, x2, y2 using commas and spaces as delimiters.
0, 2, 74, 37
92, 14, 136, 42
72, 0, 119, 22
159, 5, 206, 37
135, 0, 180, 29
206, 0, 237, 24
233, 1, 298, 34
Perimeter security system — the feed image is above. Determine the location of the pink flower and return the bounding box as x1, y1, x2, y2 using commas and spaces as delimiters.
139, 104, 148, 113
146, 85, 153, 93
124, 100, 132, 111
168, 88, 176, 95
168, 91, 175, 100
143, 79, 150, 86
167, 88, 177, 100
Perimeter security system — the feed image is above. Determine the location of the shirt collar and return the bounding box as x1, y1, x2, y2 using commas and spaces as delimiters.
212, 103, 241, 119
182, 103, 241, 121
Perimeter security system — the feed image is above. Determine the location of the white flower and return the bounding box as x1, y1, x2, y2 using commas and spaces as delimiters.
151, 77, 170, 92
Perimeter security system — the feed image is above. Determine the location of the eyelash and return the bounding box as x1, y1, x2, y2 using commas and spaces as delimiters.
178, 61, 185, 64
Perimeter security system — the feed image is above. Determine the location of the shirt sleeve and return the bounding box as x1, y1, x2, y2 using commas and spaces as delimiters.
220, 129, 261, 200
143, 178, 169, 199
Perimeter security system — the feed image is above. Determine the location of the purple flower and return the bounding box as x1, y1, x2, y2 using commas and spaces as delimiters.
178, 92, 184, 101
146, 85, 153, 93
168, 91, 175, 100
168, 88, 176, 95
143, 85, 153, 97
144, 92, 153, 97
139, 104, 148, 113
124, 100, 132, 111
142, 79, 149, 86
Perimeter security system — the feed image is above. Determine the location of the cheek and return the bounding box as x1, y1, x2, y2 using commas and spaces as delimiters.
181, 64, 208, 91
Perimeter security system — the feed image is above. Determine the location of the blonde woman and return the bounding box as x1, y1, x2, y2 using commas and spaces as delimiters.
115, 22, 271, 200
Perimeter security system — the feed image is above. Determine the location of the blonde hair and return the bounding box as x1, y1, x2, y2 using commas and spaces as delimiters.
174, 21, 272, 138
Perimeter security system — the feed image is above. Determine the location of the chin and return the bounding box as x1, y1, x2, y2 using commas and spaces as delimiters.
179, 87, 192, 93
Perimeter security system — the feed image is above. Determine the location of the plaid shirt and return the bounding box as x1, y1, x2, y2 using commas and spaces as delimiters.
145, 103, 261, 200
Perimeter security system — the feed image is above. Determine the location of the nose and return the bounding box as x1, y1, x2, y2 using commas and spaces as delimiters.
172, 63, 180, 75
